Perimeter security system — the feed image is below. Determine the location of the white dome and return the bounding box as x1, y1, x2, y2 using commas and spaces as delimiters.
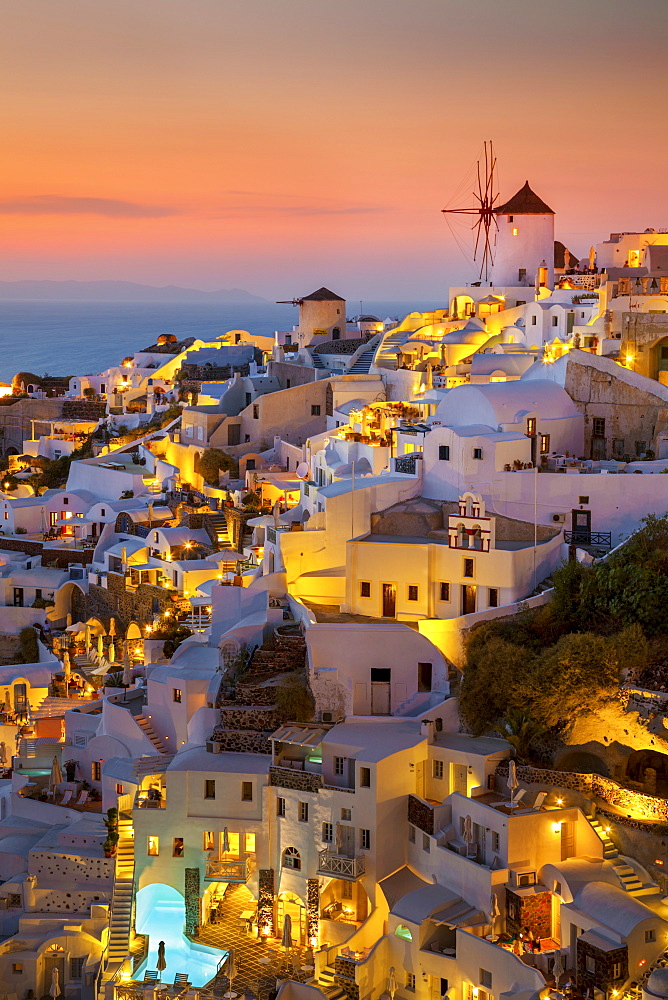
646, 969, 668, 998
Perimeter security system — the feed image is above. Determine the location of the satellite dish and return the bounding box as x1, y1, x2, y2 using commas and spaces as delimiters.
296, 462, 309, 479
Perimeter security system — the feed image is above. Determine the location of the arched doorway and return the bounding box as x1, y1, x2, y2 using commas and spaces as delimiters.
277, 891, 307, 947
555, 750, 610, 777
626, 749, 668, 795
42, 943, 66, 998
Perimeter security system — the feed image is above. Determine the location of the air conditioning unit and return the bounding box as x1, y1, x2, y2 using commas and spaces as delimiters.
321, 712, 333, 723
511, 869, 536, 888
206, 740, 222, 754
551, 513, 567, 524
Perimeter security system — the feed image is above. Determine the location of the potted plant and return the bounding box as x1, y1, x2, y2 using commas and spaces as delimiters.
103, 807, 119, 857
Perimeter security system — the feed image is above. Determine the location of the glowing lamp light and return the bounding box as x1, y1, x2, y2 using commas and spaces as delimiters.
552, 823, 562, 834
626, 354, 634, 365
556, 797, 564, 806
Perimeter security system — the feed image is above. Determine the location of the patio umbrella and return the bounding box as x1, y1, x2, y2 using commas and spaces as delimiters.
4, 691, 11, 715
109, 619, 117, 638
66, 613, 72, 628
222, 827, 230, 854
0, 742, 7, 765
463, 815, 473, 844
489, 893, 500, 937
281, 914, 293, 951
156, 940, 166, 979
97, 633, 104, 659
122, 647, 132, 691
62, 649, 71, 689
49, 755, 62, 791
552, 950, 564, 988
507, 759, 519, 801
388, 967, 398, 1000
224, 948, 238, 998
84, 625, 91, 654
49, 967, 61, 998
108, 641, 115, 664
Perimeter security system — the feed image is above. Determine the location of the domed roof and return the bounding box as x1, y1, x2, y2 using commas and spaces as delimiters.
647, 969, 668, 998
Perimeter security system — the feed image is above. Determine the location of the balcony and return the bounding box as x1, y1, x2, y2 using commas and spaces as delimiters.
204, 856, 255, 882
317, 850, 365, 881
564, 530, 611, 550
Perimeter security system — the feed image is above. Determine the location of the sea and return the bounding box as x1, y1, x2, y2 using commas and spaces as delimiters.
0, 299, 445, 383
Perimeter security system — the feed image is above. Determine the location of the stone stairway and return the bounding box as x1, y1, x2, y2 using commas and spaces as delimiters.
102, 816, 135, 979
310, 351, 326, 369
203, 511, 232, 547
317, 964, 347, 1000
347, 344, 377, 374
589, 817, 657, 895
136, 714, 169, 754
375, 329, 410, 368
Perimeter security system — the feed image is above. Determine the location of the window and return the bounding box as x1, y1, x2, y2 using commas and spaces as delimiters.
512, 228, 518, 237
253, 404, 259, 419
554, 880, 562, 896
115, 783, 124, 794
518, 268, 526, 281
334, 756, 345, 775
635, 440, 646, 456
472, 447, 483, 460
406, 972, 416, 991
173, 688, 182, 703
439, 444, 450, 461
540, 434, 550, 454
612, 962, 622, 980
246, 459, 256, 471
586, 956, 596, 975
311, 405, 321, 416
593, 417, 606, 436
531, 315, 537, 325
422, 833, 430, 852
646, 929, 656, 943
283, 846, 301, 870
63, 497, 69, 505
526, 417, 536, 436
480, 970, 492, 989
509, 216, 513, 222
433, 759, 444, 779
360, 829, 371, 850
488, 588, 499, 608
612, 438, 624, 458
70, 957, 85, 979
241, 782, 253, 801
409, 825, 416, 843
341, 808, 351, 821
203, 831, 214, 851
464, 558, 474, 578
204, 779, 216, 799
299, 801, 309, 822
578, 495, 590, 505
148, 835, 160, 856
277, 796, 285, 817
245, 832, 256, 853
407, 585, 419, 602
359, 581, 371, 598
92, 761, 101, 781
12, 963, 22, 974
322, 822, 333, 843
439, 581, 450, 602
418, 661, 432, 692
360, 767, 371, 787
395, 924, 412, 941
492, 831, 500, 852
342, 881, 353, 899
173, 837, 184, 857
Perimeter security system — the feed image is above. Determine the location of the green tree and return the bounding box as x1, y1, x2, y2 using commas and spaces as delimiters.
197, 448, 238, 486
275, 675, 315, 723
496, 709, 548, 763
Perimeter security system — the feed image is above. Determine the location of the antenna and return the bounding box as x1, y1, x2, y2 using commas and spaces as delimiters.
442, 141, 499, 283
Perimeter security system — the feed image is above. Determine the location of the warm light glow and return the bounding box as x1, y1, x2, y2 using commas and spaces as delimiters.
625, 354, 634, 365
552, 823, 561, 834
512, 228, 519, 236
556, 797, 564, 806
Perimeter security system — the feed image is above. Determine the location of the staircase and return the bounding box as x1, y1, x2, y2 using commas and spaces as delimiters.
136, 714, 169, 754
103, 816, 135, 978
310, 351, 326, 369
203, 511, 232, 547
73, 652, 99, 673
348, 345, 377, 374
317, 964, 347, 1000
589, 817, 658, 895
375, 330, 410, 368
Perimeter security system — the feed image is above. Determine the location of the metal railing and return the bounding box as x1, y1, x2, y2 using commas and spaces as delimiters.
317, 850, 365, 879
204, 856, 255, 882
564, 530, 612, 548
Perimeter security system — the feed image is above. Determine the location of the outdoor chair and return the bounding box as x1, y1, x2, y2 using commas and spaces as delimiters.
533, 791, 547, 810
512, 789, 526, 806
60, 789, 73, 805
143, 971, 159, 983
76, 789, 89, 806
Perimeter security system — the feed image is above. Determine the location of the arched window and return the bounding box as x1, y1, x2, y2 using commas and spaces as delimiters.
282, 847, 301, 870
395, 924, 412, 941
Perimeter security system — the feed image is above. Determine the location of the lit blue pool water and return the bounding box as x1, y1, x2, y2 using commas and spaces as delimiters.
17, 768, 51, 776
135, 883, 224, 986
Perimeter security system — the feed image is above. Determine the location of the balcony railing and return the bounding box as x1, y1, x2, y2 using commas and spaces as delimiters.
205, 856, 255, 882
564, 530, 612, 549
317, 850, 365, 880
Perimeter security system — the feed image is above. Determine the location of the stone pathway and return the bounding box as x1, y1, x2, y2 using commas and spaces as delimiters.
197, 885, 315, 996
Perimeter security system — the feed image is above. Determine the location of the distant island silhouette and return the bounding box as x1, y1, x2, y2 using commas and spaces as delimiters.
0, 279, 268, 303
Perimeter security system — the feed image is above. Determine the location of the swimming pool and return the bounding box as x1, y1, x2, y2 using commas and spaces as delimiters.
17, 768, 51, 776
135, 883, 223, 986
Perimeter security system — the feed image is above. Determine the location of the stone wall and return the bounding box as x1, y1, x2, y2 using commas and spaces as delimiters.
33, 887, 111, 913
307, 878, 319, 943
184, 867, 200, 936
505, 886, 551, 940
258, 868, 275, 936
61, 400, 107, 420
577, 937, 627, 994
334, 957, 360, 1000
29, 851, 113, 883
217, 705, 284, 732
71, 574, 175, 630
269, 767, 323, 793
408, 794, 434, 835
209, 731, 272, 755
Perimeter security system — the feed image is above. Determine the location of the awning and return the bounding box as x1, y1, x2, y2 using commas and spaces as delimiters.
378, 866, 431, 911
271, 724, 329, 747
431, 898, 486, 927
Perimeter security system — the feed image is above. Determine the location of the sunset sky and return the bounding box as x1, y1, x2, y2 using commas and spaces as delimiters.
1, 0, 667, 299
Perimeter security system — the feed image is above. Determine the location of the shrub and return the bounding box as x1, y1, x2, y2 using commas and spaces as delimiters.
275, 675, 315, 723
18, 627, 39, 664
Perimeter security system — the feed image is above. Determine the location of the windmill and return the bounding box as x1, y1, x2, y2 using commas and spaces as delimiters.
442, 141, 499, 283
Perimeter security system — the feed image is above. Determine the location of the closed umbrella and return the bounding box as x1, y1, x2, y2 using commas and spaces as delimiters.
388, 967, 398, 1000
156, 940, 166, 979
507, 759, 519, 801
489, 892, 500, 939
122, 647, 132, 692
49, 967, 61, 998
108, 641, 115, 664
85, 625, 91, 654
49, 755, 62, 792
224, 948, 238, 998
0, 742, 7, 765
97, 633, 104, 659
552, 950, 564, 988
222, 827, 230, 854
463, 815, 473, 844
281, 913, 293, 950
62, 649, 71, 691
109, 619, 116, 639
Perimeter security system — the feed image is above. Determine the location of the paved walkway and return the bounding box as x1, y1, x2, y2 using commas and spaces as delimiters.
197, 885, 316, 996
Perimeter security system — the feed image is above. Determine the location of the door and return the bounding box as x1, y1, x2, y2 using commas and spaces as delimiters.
418, 662, 432, 692
353, 683, 368, 714
571, 509, 591, 545
13, 684, 27, 717
13, 588, 23, 607
461, 584, 476, 615
415, 761, 425, 799
43, 953, 66, 996
561, 821, 575, 861
371, 683, 391, 715
451, 763, 467, 795
339, 825, 355, 858
382, 583, 396, 618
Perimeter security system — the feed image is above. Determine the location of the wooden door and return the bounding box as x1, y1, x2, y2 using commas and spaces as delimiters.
561, 821, 575, 860
382, 583, 396, 617
461, 584, 476, 615
571, 509, 591, 544
452, 763, 467, 795
371, 683, 391, 715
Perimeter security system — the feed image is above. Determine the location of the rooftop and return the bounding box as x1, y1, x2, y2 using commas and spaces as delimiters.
495, 180, 554, 216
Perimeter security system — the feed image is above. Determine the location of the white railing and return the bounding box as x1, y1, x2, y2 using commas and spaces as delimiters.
317, 850, 365, 879
204, 856, 255, 881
